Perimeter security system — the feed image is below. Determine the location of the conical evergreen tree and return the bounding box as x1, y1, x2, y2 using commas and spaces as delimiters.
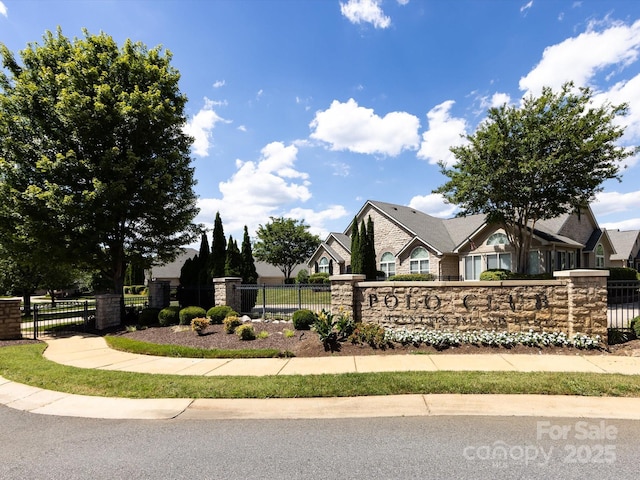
365, 215, 377, 279
350, 216, 360, 274
240, 226, 258, 284
225, 236, 242, 277
211, 212, 227, 277
358, 219, 368, 277
197, 231, 211, 285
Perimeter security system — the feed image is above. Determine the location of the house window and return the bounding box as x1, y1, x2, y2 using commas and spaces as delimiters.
486, 233, 509, 245
568, 251, 576, 269
380, 252, 395, 278
528, 251, 540, 274
595, 244, 605, 268
556, 251, 567, 270
409, 247, 430, 274
318, 257, 330, 274
487, 253, 511, 270
464, 255, 482, 280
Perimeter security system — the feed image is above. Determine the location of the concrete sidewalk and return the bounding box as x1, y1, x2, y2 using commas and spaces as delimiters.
1, 334, 640, 420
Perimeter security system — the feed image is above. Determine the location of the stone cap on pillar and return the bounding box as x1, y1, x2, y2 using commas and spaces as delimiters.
553, 269, 610, 278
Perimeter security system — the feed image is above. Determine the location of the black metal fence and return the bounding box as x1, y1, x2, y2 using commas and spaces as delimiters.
607, 280, 640, 341
237, 283, 331, 320
22, 301, 95, 339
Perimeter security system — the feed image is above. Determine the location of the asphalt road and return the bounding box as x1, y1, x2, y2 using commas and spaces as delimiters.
1, 406, 639, 479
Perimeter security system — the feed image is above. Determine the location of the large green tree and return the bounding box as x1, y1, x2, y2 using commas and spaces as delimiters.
0, 29, 198, 307
253, 217, 320, 281
239, 226, 258, 284
435, 82, 635, 274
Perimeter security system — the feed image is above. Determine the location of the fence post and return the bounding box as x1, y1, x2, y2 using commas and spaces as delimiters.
212, 277, 242, 313
262, 284, 267, 317
0, 299, 22, 340
33, 304, 39, 340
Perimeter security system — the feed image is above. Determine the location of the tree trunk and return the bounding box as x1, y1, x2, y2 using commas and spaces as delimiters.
22, 291, 31, 317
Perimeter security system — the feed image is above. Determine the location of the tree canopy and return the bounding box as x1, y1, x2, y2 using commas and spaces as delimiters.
253, 217, 320, 281
434, 82, 635, 273
0, 29, 199, 299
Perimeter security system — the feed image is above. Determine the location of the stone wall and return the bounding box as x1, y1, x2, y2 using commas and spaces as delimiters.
0, 300, 21, 340
330, 270, 608, 338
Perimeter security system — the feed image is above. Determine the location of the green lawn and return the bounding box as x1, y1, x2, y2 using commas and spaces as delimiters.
1, 343, 640, 399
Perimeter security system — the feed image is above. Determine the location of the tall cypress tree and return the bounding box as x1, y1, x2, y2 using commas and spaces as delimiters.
211, 212, 227, 277
225, 236, 241, 277
365, 215, 377, 279
197, 231, 211, 285
240, 226, 258, 284
350, 216, 360, 274
358, 219, 368, 277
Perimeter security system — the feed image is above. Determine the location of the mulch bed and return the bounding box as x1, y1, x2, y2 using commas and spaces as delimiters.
110, 321, 640, 357
3, 322, 640, 357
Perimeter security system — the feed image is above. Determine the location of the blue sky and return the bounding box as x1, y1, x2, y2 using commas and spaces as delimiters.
2, 0, 640, 246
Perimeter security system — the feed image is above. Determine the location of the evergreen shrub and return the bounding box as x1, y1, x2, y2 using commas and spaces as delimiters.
292, 309, 317, 330
179, 306, 207, 325
207, 305, 238, 324
158, 306, 181, 326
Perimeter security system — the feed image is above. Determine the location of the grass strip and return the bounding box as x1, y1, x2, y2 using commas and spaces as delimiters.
105, 335, 291, 359
2, 344, 640, 399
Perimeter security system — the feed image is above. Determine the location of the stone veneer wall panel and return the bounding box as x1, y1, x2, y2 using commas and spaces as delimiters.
0, 300, 22, 340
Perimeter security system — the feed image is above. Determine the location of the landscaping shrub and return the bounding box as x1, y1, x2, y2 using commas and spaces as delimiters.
190, 317, 210, 334
632, 316, 640, 338
207, 305, 238, 324
608, 267, 639, 281
312, 309, 337, 350
349, 322, 388, 349
236, 324, 256, 340
179, 306, 207, 326
223, 315, 243, 334
292, 309, 316, 330
388, 273, 435, 281
138, 308, 161, 327
158, 306, 181, 326
296, 269, 310, 284
479, 269, 511, 281
308, 272, 330, 284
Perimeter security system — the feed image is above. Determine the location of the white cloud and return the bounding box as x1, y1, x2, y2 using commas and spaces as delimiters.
408, 194, 458, 218
183, 98, 227, 157
340, 0, 390, 29
309, 98, 420, 156
520, 19, 640, 97
601, 218, 640, 230
417, 100, 469, 167
0, 2, 7, 17
285, 205, 350, 238
520, 1, 533, 14
592, 190, 640, 217
213, 80, 225, 88
195, 142, 313, 235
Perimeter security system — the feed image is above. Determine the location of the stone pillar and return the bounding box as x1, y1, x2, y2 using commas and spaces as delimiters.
213, 277, 242, 314
148, 281, 171, 309
330, 274, 366, 321
554, 269, 609, 338
95, 294, 122, 330
0, 300, 22, 340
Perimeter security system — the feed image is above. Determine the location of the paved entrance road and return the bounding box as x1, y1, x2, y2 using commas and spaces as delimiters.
1, 406, 639, 480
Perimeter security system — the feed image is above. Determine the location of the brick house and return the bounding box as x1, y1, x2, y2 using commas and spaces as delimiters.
308, 199, 616, 280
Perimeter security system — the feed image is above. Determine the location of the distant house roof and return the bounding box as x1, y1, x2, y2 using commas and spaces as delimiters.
608, 230, 640, 261
150, 248, 197, 280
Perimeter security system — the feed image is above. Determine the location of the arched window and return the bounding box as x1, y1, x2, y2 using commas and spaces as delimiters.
380, 252, 395, 278
595, 244, 605, 268
487, 233, 509, 246
319, 257, 330, 273
409, 247, 430, 275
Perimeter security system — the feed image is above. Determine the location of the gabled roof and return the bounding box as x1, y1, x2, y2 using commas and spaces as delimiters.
354, 200, 462, 255
151, 248, 197, 279
329, 232, 351, 253
608, 230, 640, 261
